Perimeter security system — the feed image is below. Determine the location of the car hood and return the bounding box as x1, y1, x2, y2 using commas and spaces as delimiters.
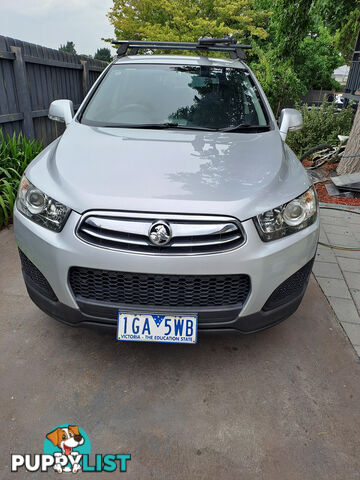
27, 122, 310, 221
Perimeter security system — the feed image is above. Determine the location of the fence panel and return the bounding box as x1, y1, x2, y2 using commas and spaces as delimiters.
0, 35, 108, 145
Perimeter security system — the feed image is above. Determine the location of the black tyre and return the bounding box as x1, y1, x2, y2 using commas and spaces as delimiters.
300, 144, 333, 162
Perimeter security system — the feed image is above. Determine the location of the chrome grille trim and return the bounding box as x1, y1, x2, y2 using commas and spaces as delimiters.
80, 227, 149, 246
84, 216, 238, 237
76, 211, 246, 255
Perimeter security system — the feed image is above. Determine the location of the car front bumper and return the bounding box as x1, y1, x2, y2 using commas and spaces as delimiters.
14, 206, 319, 333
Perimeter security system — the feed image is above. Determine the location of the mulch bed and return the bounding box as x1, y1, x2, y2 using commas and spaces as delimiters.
314, 182, 360, 206
302, 158, 360, 206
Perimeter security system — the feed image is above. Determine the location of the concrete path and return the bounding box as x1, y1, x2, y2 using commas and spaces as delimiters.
314, 203, 360, 357
1, 227, 360, 479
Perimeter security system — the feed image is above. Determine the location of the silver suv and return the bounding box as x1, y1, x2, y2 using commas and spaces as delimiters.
14, 38, 319, 344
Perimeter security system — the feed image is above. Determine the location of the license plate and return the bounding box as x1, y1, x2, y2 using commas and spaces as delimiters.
117, 313, 198, 344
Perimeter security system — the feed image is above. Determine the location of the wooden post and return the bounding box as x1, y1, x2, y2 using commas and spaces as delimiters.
10, 46, 35, 139
81, 60, 90, 98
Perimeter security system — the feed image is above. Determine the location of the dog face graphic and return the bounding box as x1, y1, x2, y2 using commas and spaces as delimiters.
46, 425, 84, 456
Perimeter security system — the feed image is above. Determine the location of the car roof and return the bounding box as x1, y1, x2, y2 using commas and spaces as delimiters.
113, 54, 247, 69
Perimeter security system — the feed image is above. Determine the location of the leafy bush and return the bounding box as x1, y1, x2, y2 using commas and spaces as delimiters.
286, 102, 355, 158
295, 26, 342, 91
0, 130, 42, 227
249, 45, 307, 116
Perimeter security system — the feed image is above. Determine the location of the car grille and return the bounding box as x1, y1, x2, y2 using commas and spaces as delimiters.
76, 212, 245, 255
18, 249, 58, 301
69, 267, 251, 307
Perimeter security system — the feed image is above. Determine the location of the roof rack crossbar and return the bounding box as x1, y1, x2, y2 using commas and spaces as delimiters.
112, 38, 252, 60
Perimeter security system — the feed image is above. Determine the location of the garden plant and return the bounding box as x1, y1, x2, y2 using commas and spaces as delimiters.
0, 130, 42, 228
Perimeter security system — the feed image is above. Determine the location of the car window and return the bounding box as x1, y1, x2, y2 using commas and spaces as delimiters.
81, 64, 268, 130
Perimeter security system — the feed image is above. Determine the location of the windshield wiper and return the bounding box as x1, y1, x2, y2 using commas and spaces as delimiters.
219, 123, 271, 133
174, 125, 218, 132
99, 122, 217, 131
101, 122, 180, 129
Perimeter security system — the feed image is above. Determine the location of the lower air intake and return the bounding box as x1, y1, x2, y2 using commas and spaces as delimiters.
18, 249, 58, 301
69, 267, 251, 308
262, 259, 314, 311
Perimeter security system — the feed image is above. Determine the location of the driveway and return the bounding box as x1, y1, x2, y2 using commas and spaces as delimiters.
1, 227, 360, 479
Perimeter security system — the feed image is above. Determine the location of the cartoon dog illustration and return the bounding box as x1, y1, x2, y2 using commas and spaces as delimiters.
46, 425, 84, 473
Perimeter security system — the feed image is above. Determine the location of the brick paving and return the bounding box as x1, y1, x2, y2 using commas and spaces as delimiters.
314, 203, 360, 356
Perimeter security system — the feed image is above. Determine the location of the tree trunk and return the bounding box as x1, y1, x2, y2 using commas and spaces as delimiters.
337, 101, 360, 175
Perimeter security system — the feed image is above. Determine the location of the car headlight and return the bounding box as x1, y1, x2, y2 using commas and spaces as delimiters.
16, 175, 70, 232
254, 187, 318, 242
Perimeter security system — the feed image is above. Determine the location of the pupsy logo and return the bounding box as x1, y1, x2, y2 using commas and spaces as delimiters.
11, 424, 131, 474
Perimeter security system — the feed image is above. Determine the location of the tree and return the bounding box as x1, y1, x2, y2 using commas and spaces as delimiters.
336, 27, 360, 175
59, 41, 77, 55
314, 0, 360, 62
106, 0, 357, 114
266, 0, 314, 59
249, 44, 306, 115
94, 47, 112, 62
336, 102, 360, 175
249, 1, 341, 112
108, 0, 270, 44
295, 27, 342, 90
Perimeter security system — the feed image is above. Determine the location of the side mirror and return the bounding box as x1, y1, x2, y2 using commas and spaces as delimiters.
279, 108, 303, 141
48, 100, 74, 126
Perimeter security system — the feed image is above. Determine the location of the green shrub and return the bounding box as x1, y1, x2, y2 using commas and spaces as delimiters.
286, 101, 355, 158
0, 130, 42, 227
249, 45, 307, 116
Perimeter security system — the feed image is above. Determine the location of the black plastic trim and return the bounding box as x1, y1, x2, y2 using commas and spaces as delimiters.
263, 258, 315, 311
19, 249, 58, 302
23, 273, 309, 335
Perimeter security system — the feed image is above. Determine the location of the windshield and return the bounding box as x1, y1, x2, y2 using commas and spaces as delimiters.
81, 64, 269, 130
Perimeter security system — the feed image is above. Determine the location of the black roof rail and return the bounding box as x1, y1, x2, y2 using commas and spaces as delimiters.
112, 37, 252, 61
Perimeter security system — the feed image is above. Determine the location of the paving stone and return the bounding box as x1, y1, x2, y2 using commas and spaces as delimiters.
320, 215, 350, 227
319, 208, 351, 218
341, 322, 360, 346
347, 223, 360, 232
315, 245, 337, 263
334, 249, 360, 260
319, 228, 328, 244
350, 289, 360, 312
328, 297, 360, 325
343, 271, 360, 290
344, 217, 360, 227
316, 277, 351, 299
313, 261, 343, 279
326, 233, 359, 248
322, 224, 353, 236
320, 215, 360, 229
319, 228, 328, 243
320, 211, 360, 224
338, 257, 360, 273
354, 345, 360, 357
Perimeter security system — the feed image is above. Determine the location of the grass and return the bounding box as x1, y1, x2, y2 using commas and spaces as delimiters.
0, 130, 42, 228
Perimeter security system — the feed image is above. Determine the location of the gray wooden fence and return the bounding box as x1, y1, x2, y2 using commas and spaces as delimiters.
301, 89, 334, 106
0, 35, 108, 146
